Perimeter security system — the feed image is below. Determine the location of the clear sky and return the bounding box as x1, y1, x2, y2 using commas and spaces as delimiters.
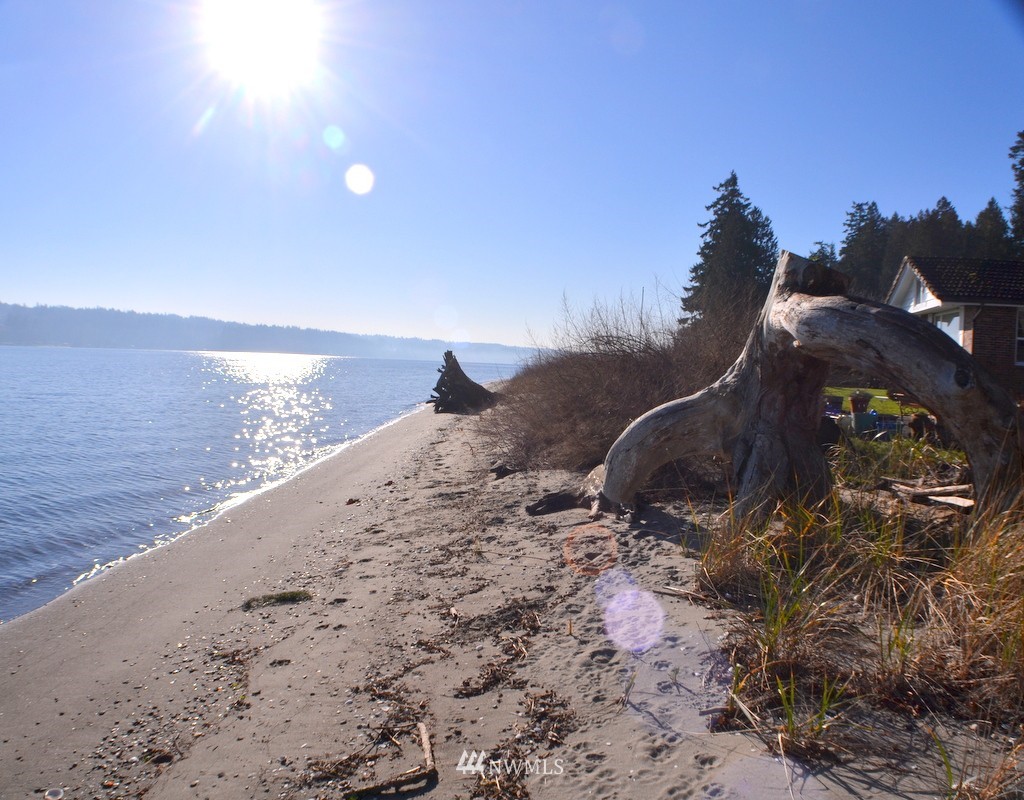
1, 1, 1022, 347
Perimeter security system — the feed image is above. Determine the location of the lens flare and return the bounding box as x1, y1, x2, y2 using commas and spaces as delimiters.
433, 305, 459, 330
563, 523, 618, 576
345, 163, 375, 195
604, 589, 666, 653
594, 567, 666, 653
192, 105, 217, 137
594, 566, 637, 607
322, 125, 346, 150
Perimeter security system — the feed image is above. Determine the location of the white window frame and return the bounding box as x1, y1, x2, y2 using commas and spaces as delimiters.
909, 278, 940, 313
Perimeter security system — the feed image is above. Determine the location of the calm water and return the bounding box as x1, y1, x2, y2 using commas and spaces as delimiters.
0, 346, 514, 623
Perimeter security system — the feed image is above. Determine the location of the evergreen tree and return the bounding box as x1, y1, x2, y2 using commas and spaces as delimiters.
808, 241, 838, 269
838, 201, 890, 298
681, 172, 778, 323
906, 196, 966, 257
1010, 130, 1024, 255
879, 212, 911, 297
966, 198, 1014, 259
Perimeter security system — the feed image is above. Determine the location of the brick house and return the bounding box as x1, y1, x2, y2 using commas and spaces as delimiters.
886, 255, 1024, 398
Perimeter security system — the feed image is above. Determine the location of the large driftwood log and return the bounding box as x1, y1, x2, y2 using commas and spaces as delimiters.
602, 252, 1024, 517
428, 350, 497, 414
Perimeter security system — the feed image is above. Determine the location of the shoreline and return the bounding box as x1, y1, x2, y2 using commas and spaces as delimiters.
67, 404, 433, 602
4, 402, 433, 627
0, 410, 929, 799
2, 400, 433, 627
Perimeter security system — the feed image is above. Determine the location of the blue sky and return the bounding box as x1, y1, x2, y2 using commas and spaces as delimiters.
1, 1, 1022, 347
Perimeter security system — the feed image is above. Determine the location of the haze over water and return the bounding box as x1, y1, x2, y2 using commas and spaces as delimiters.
0, 346, 512, 622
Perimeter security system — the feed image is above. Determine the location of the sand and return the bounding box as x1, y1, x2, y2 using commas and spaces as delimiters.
0, 408, 938, 799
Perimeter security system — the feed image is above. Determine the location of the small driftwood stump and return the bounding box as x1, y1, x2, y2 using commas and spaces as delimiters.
428, 350, 497, 414
602, 251, 1024, 517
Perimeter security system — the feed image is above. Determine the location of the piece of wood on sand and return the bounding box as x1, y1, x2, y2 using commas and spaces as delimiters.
428, 350, 498, 414
927, 495, 975, 510
345, 722, 437, 798
602, 251, 1024, 519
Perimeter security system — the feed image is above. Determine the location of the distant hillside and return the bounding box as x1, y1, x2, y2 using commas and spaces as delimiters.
0, 303, 530, 365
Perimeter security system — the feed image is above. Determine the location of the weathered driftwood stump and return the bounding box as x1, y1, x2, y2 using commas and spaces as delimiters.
428, 350, 497, 414
602, 251, 1024, 517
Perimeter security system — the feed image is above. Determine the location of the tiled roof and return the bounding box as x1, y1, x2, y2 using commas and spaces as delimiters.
900, 256, 1024, 304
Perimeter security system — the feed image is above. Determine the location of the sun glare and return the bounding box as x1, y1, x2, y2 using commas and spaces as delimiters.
200, 0, 324, 100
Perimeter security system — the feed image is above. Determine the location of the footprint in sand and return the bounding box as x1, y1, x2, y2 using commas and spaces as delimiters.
588, 647, 617, 665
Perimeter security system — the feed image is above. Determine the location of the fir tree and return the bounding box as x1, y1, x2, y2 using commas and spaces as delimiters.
966, 198, 1014, 259
838, 201, 890, 298
1010, 130, 1024, 255
879, 212, 911, 296
680, 172, 778, 324
808, 241, 838, 269
907, 196, 966, 257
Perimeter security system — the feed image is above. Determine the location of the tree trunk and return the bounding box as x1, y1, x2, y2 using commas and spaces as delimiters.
602, 252, 1024, 517
428, 350, 498, 414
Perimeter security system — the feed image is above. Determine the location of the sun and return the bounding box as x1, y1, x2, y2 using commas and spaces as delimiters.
199, 0, 324, 100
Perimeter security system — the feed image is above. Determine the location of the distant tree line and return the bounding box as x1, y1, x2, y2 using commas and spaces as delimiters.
682, 130, 1024, 325
0, 303, 526, 364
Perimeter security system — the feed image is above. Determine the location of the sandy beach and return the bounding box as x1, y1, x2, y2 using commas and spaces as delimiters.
1, 408, 942, 799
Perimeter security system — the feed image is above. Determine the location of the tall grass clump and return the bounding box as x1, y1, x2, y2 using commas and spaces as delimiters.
915, 511, 1024, 720
699, 446, 1024, 785
832, 436, 970, 489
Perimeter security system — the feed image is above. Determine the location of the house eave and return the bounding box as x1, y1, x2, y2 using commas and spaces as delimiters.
933, 298, 1024, 308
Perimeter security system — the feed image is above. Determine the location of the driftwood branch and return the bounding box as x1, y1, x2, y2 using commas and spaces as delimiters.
428, 350, 497, 414
417, 721, 435, 771
603, 251, 1024, 517
344, 722, 438, 798
345, 766, 437, 798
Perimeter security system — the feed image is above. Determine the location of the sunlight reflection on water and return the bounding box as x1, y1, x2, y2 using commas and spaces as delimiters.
189, 351, 343, 495
201, 350, 334, 384
0, 348, 513, 623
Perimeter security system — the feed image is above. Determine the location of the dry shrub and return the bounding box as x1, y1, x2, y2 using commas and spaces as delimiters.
914, 512, 1024, 720
481, 290, 754, 471
484, 348, 671, 471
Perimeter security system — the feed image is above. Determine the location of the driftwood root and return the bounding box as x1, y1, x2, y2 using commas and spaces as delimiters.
428, 350, 497, 414
603, 251, 1023, 517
